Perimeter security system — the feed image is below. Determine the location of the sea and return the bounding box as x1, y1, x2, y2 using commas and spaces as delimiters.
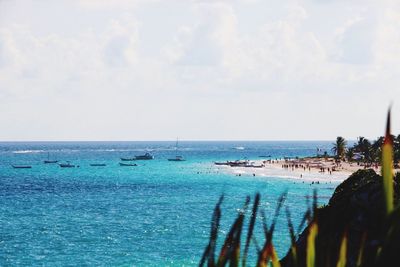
0, 141, 339, 266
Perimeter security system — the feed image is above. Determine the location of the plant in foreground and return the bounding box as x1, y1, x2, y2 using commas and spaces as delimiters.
201, 109, 399, 267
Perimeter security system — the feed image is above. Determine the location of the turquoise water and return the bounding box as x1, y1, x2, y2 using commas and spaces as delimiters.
0, 141, 339, 266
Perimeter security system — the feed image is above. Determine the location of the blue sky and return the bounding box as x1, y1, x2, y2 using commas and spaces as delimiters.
0, 0, 399, 141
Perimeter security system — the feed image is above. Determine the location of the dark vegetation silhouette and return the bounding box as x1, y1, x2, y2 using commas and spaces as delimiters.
200, 111, 400, 266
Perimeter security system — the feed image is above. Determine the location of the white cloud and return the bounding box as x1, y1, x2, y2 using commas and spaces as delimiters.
0, 0, 399, 140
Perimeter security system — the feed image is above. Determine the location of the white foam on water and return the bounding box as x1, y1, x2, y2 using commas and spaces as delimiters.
12, 150, 45, 154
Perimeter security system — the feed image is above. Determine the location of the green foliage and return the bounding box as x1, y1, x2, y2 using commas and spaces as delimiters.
332, 136, 347, 160
201, 110, 400, 266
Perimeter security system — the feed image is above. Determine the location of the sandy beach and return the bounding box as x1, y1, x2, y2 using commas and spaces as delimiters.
215, 158, 382, 182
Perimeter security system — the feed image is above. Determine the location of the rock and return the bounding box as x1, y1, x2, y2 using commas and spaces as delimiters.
280, 169, 400, 267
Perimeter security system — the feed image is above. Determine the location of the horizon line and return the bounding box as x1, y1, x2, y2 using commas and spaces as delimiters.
0, 139, 354, 143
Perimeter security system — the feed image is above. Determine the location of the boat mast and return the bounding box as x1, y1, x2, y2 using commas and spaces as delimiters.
175, 137, 178, 156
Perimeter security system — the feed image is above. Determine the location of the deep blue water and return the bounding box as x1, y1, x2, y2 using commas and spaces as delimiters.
0, 141, 339, 266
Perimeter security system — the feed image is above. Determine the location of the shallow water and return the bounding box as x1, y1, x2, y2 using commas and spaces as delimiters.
0, 141, 339, 266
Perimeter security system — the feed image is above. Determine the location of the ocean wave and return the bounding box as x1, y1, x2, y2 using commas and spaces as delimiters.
12, 150, 45, 154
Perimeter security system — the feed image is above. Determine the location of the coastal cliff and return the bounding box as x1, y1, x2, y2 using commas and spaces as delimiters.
281, 169, 400, 267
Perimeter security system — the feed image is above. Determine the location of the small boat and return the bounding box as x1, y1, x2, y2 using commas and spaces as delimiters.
258, 155, 271, 158
44, 152, 58, 163
244, 164, 264, 168
168, 138, 185, 161
120, 157, 136, 161
44, 160, 58, 164
119, 162, 137, 166
228, 160, 249, 167
135, 153, 154, 160
90, 163, 106, 167
12, 165, 32, 169
168, 155, 185, 161
59, 162, 75, 168
214, 161, 230, 166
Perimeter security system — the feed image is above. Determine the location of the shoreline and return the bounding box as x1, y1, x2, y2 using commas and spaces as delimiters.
214, 158, 379, 182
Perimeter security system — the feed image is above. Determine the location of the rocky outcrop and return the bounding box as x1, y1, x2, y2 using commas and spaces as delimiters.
281, 169, 400, 267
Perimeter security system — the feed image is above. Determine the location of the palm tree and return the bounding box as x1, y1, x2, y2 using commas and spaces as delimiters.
332, 136, 347, 160
346, 147, 355, 162
371, 136, 384, 163
393, 134, 400, 168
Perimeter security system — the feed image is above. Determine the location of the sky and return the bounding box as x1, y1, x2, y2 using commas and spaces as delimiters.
0, 0, 399, 141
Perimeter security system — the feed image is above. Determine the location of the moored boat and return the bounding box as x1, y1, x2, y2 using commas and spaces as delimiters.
119, 162, 138, 166
90, 163, 106, 167
44, 152, 58, 163
120, 157, 136, 161
12, 165, 32, 169
244, 164, 264, 168
168, 138, 185, 161
135, 153, 154, 160
59, 162, 75, 168
214, 161, 230, 166
44, 160, 59, 164
228, 160, 249, 167
168, 155, 185, 161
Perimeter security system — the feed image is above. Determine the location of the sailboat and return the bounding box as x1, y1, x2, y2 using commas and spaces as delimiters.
168, 138, 185, 161
44, 152, 58, 164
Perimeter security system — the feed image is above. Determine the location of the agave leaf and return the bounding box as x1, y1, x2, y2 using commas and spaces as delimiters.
257, 243, 280, 267
200, 195, 224, 267
200, 245, 210, 267
312, 189, 318, 218
216, 219, 240, 266
270, 244, 281, 267
201, 195, 224, 266
216, 196, 249, 267
252, 236, 261, 253
242, 193, 261, 267
306, 222, 318, 267
257, 193, 287, 267
356, 232, 367, 267
286, 207, 297, 266
336, 231, 347, 267
297, 209, 311, 234
260, 209, 269, 238
270, 191, 287, 235
382, 109, 394, 215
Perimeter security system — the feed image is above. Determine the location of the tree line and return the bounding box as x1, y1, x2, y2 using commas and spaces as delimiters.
332, 135, 400, 167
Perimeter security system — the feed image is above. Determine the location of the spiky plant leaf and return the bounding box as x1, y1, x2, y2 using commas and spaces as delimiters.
286, 207, 297, 266
306, 222, 318, 267
216, 197, 249, 267
356, 232, 367, 267
242, 193, 260, 267
257, 243, 281, 267
200, 195, 224, 267
336, 231, 347, 267
270, 244, 281, 267
382, 109, 394, 214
